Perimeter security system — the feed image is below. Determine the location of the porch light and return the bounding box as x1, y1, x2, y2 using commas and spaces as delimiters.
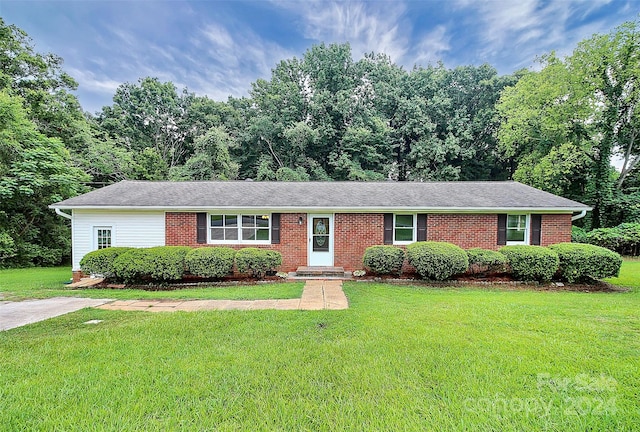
298, 216, 304, 225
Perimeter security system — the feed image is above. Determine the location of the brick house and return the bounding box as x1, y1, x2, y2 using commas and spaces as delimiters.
50, 181, 590, 281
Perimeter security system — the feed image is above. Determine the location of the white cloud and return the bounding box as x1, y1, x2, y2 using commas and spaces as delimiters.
453, 0, 630, 70
413, 25, 451, 66
66, 67, 122, 94
273, 0, 410, 62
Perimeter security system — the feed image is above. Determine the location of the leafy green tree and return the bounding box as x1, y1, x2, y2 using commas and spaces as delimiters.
0, 91, 87, 266
98, 77, 195, 170
497, 19, 640, 227
170, 127, 239, 180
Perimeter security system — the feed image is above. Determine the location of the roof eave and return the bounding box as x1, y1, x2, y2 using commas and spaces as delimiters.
49, 204, 592, 213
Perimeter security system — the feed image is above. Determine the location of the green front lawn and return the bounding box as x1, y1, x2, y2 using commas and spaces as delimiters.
0, 267, 303, 301
0, 261, 638, 430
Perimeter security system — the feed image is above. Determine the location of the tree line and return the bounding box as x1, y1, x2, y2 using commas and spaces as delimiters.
0, 17, 638, 267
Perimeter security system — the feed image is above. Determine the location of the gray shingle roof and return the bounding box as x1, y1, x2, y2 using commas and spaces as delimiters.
50, 180, 590, 212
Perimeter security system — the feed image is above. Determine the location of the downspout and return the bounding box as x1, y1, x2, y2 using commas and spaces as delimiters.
571, 210, 587, 222
55, 208, 72, 220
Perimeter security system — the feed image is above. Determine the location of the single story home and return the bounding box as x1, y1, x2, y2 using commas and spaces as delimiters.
50, 180, 591, 281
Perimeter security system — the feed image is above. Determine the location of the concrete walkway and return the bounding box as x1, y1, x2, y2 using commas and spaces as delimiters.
97, 280, 348, 312
0, 297, 112, 331
0, 281, 348, 331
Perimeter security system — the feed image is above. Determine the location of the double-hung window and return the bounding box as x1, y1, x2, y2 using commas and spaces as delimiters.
94, 227, 112, 249
394, 214, 415, 244
506, 214, 528, 244
210, 214, 270, 243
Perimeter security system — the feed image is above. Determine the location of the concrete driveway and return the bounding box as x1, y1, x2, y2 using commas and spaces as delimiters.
0, 297, 112, 331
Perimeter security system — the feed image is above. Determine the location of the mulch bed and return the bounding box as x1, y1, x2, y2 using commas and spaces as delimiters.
354, 272, 629, 293
76, 272, 628, 293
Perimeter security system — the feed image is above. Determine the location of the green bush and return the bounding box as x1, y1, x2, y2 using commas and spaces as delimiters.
235, 248, 282, 278
585, 223, 640, 256
571, 226, 588, 243
362, 246, 405, 275
406, 242, 469, 281
79, 247, 133, 277
499, 245, 559, 282
547, 243, 622, 283
466, 248, 507, 274
112, 246, 191, 283
185, 247, 236, 278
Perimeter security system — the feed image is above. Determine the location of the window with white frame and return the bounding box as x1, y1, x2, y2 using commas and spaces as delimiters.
94, 227, 112, 249
210, 214, 270, 243
506, 214, 528, 244
394, 214, 415, 243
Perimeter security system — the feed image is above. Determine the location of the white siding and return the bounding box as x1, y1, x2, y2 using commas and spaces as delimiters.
72, 210, 165, 270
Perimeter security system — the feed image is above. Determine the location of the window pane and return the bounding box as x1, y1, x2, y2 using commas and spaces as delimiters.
242, 215, 256, 227
257, 215, 269, 228
395, 215, 413, 228
225, 215, 237, 227
395, 228, 413, 242
242, 228, 256, 240
211, 228, 224, 240
97, 229, 111, 249
225, 228, 238, 240
211, 215, 223, 227
507, 229, 525, 242
507, 215, 525, 229
256, 229, 269, 240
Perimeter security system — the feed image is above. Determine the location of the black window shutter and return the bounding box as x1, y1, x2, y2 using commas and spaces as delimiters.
196, 213, 207, 244
384, 214, 393, 245
271, 213, 281, 244
497, 214, 507, 245
530, 214, 542, 245
417, 214, 428, 242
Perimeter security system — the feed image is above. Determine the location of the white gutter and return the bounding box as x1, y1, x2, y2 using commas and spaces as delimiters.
571, 210, 587, 221
54, 208, 72, 220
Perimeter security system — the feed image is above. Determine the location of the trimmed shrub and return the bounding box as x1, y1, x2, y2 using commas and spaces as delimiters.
548, 243, 622, 283
362, 245, 405, 275
406, 241, 469, 281
79, 247, 133, 277
499, 245, 559, 282
235, 248, 282, 278
185, 247, 236, 278
112, 246, 191, 283
466, 248, 507, 275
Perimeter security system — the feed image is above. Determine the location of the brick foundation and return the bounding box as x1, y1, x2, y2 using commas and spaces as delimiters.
164, 212, 574, 273
72, 270, 87, 283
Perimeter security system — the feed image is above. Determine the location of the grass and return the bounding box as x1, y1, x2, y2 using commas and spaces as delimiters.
0, 267, 303, 301
605, 259, 640, 291
0, 261, 638, 430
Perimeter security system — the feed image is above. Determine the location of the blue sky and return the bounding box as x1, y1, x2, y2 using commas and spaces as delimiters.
1, 0, 636, 114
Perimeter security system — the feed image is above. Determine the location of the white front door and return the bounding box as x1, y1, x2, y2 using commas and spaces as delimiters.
308, 214, 334, 266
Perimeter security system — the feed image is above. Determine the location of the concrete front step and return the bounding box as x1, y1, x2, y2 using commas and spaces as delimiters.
295, 266, 346, 277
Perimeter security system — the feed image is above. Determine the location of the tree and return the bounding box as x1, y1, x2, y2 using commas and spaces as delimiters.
0, 91, 87, 266
98, 77, 195, 170
497, 19, 640, 227
170, 127, 239, 180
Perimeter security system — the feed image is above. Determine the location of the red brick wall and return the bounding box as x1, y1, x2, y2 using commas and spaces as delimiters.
428, 214, 499, 250
165, 212, 199, 246
165, 212, 574, 272
540, 214, 572, 246
334, 213, 384, 271
165, 212, 306, 272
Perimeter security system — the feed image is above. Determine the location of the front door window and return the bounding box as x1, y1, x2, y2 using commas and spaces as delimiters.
313, 217, 330, 252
